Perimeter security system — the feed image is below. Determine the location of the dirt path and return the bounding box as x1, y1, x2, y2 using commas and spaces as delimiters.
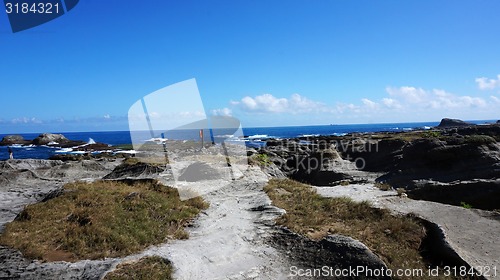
104, 166, 291, 280
316, 184, 500, 280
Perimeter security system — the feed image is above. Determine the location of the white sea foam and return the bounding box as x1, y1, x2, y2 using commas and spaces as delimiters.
87, 138, 96, 144
54, 148, 73, 153
247, 134, 269, 139
115, 150, 138, 154
145, 137, 168, 143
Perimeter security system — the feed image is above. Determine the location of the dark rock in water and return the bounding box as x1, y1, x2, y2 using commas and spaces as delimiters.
497, 120, 500, 124
32, 133, 69, 145
0, 135, 30, 145
437, 118, 471, 128
178, 162, 221, 182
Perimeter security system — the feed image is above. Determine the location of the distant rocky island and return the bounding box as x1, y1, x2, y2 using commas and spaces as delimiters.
1, 133, 110, 150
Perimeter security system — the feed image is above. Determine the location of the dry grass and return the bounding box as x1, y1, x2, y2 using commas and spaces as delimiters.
374, 182, 393, 191
103, 256, 173, 280
264, 178, 455, 280
0, 180, 208, 262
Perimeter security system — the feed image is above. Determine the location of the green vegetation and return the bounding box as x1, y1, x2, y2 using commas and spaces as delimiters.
103, 256, 173, 280
264, 179, 454, 280
249, 153, 272, 166
463, 135, 496, 145
422, 130, 441, 138
460, 202, 473, 209
121, 156, 169, 166
0, 180, 208, 261
113, 144, 134, 150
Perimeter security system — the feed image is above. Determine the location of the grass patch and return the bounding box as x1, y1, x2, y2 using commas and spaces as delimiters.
460, 202, 473, 209
0, 180, 208, 262
249, 153, 272, 166
463, 135, 496, 145
113, 144, 134, 150
103, 256, 173, 280
264, 178, 453, 279
122, 156, 169, 166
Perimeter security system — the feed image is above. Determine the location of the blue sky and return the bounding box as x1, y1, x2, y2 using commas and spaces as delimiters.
1, 0, 499, 133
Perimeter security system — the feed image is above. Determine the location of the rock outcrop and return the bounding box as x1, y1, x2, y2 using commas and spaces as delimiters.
437, 118, 471, 128
32, 133, 69, 145
253, 123, 500, 209
0, 135, 30, 145
270, 228, 390, 279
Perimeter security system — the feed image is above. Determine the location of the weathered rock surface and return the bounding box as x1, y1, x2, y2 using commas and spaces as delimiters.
379, 140, 500, 184
270, 228, 390, 279
0, 246, 116, 280
0, 135, 30, 146
0, 159, 122, 231
260, 139, 377, 186
103, 161, 166, 180
257, 124, 500, 209
437, 118, 472, 128
315, 184, 500, 279
32, 133, 69, 145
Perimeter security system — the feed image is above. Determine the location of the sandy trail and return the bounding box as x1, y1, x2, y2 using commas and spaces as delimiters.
112, 166, 291, 280
316, 184, 500, 279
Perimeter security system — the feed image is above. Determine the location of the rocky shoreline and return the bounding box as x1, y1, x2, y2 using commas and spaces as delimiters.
1, 119, 499, 279
255, 120, 500, 211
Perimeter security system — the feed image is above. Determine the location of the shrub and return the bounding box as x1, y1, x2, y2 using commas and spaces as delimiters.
460, 201, 473, 209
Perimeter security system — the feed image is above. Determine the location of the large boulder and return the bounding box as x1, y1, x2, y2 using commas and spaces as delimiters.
378, 138, 500, 187
0, 135, 30, 145
437, 118, 471, 128
32, 133, 68, 145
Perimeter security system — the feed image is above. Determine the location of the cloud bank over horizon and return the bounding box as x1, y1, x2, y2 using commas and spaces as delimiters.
222, 73, 500, 125
3, 73, 500, 133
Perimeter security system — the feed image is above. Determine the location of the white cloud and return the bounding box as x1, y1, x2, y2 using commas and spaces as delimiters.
491, 96, 500, 104
104, 114, 111, 119
11, 117, 42, 124
211, 108, 232, 116
361, 98, 378, 109
475, 75, 500, 90
235, 93, 326, 114
386, 86, 428, 103
383, 87, 487, 110
382, 98, 402, 109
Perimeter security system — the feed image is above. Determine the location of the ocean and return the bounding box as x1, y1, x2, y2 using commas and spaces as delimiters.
0, 120, 494, 160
